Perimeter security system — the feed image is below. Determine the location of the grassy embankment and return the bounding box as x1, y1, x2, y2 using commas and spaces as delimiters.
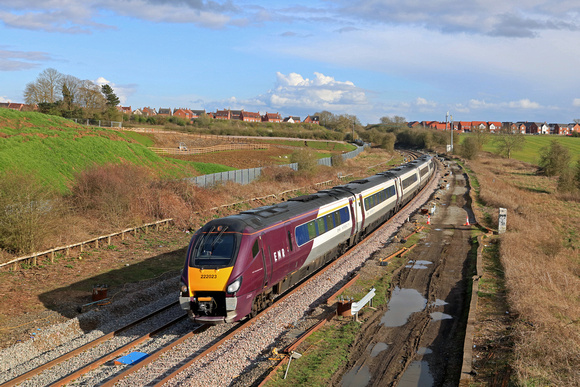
462, 151, 580, 386
0, 109, 234, 193
459, 132, 580, 165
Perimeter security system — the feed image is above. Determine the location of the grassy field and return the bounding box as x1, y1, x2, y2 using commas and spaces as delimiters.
459, 133, 580, 165
0, 109, 234, 193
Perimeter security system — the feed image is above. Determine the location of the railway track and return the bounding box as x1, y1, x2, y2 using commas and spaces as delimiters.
1, 152, 440, 387
0, 302, 186, 386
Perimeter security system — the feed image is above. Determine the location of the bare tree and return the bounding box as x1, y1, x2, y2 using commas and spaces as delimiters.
494, 126, 526, 159
77, 80, 106, 113
23, 68, 64, 104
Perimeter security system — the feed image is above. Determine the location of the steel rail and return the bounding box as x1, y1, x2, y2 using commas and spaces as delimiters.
0, 301, 179, 387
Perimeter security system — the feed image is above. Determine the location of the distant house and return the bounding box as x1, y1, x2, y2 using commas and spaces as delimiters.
231, 110, 243, 120
117, 106, 132, 115
471, 121, 487, 131
283, 116, 301, 123
142, 107, 157, 116
458, 121, 472, 132
240, 111, 261, 122
133, 108, 143, 116
514, 122, 526, 134
158, 108, 172, 116
215, 109, 231, 120
550, 123, 570, 135
407, 121, 421, 128
569, 123, 580, 133
8, 103, 25, 111
488, 122, 502, 133
173, 108, 194, 120
0, 102, 9, 109
191, 110, 208, 119
524, 122, 549, 134
262, 112, 282, 122
432, 122, 447, 130
303, 115, 320, 124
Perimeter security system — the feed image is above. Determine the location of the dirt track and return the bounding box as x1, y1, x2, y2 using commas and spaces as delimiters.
334, 161, 473, 386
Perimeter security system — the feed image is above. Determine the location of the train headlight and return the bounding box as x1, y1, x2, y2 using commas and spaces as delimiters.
180, 282, 188, 294
226, 277, 242, 294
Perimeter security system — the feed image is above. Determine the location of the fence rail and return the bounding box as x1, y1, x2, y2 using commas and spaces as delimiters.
69, 118, 122, 128
149, 143, 270, 155
0, 219, 173, 271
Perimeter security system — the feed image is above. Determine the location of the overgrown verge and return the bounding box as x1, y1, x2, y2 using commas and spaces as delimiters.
464, 154, 580, 386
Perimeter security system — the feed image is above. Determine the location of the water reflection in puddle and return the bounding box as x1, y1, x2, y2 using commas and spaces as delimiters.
398, 360, 434, 387
405, 260, 433, 269
369, 342, 388, 357
432, 299, 448, 307
381, 288, 426, 327
430, 312, 453, 321
341, 364, 371, 387
417, 347, 433, 355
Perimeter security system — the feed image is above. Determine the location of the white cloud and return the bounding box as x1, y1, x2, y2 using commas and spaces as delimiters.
573, 98, 580, 107
0, 96, 11, 103
507, 99, 541, 109
94, 76, 136, 105
266, 71, 368, 110
0, 0, 244, 33
415, 97, 437, 108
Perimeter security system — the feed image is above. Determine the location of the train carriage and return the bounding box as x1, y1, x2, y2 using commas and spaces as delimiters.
180, 154, 435, 323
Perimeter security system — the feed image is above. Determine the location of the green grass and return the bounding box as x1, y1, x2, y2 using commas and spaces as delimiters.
266, 321, 361, 386
460, 133, 580, 166
0, 109, 234, 192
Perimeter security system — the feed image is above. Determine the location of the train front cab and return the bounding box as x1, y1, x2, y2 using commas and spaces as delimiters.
179, 219, 252, 323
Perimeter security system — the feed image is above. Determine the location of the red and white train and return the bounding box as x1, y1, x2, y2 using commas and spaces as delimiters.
179, 154, 435, 323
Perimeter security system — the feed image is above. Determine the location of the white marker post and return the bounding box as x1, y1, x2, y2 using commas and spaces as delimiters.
498, 208, 507, 234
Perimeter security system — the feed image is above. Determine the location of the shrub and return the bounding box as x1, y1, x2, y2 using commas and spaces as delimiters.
538, 140, 571, 177
0, 170, 59, 253
290, 148, 318, 174
70, 163, 153, 227
459, 137, 480, 160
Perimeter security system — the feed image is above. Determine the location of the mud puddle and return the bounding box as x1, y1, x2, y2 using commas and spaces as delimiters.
380, 287, 426, 327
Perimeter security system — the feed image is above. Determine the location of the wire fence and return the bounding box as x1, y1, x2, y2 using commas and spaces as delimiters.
70, 118, 122, 128
188, 144, 368, 187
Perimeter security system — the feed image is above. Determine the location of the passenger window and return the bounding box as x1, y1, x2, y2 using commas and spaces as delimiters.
317, 217, 326, 235
307, 221, 317, 240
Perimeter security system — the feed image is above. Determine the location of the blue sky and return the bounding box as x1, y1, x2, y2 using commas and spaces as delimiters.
1, 0, 580, 124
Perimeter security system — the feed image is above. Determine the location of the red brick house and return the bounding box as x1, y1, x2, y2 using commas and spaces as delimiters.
158, 108, 172, 117
240, 111, 261, 122
142, 107, 157, 116
215, 109, 231, 120
262, 112, 282, 122
432, 122, 447, 130
471, 121, 487, 131
458, 121, 472, 132
173, 108, 194, 120
303, 115, 320, 124
569, 123, 580, 133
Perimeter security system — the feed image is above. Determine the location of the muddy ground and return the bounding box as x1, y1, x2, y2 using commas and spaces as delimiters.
332, 161, 474, 386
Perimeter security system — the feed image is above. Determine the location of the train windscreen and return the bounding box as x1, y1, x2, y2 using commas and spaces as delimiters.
190, 226, 240, 267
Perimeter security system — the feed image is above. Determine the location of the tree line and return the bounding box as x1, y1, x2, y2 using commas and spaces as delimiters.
24, 68, 122, 121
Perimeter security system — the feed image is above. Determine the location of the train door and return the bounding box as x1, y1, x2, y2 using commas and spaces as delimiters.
348, 197, 358, 236
258, 235, 272, 288
358, 194, 366, 231
394, 177, 402, 209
